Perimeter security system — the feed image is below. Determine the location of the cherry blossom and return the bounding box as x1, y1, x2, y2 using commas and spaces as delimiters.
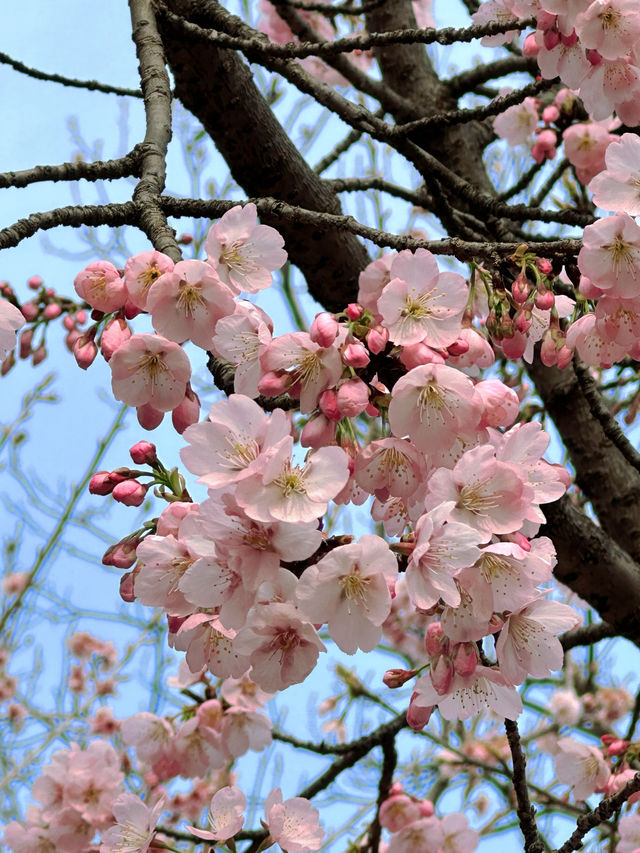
554, 737, 611, 799
73, 261, 127, 313
412, 666, 523, 721
296, 535, 398, 653
233, 602, 326, 692
578, 212, 640, 298
211, 302, 273, 397
264, 788, 324, 852
589, 133, 640, 214
123, 250, 174, 310
99, 794, 164, 853
377, 249, 468, 347
146, 259, 235, 348
493, 97, 539, 146
496, 598, 580, 684
0, 297, 25, 361
187, 785, 246, 842
205, 203, 287, 293
235, 436, 349, 524
109, 333, 191, 412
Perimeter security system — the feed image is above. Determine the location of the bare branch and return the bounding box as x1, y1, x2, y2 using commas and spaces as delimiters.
0, 149, 142, 189
505, 718, 545, 853
0, 50, 143, 97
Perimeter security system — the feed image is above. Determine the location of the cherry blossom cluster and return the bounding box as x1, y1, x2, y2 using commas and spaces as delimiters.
378, 783, 479, 853
550, 733, 640, 802
474, 0, 640, 126
66, 203, 581, 725
493, 88, 619, 178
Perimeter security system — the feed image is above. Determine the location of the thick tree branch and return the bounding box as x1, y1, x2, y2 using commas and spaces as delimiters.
129, 0, 181, 260
0, 149, 142, 189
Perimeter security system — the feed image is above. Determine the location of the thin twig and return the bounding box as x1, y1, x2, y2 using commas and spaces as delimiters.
505, 718, 545, 853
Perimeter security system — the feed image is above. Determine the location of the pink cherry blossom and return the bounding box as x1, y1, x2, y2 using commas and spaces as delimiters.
413, 666, 523, 721
354, 437, 428, 501
496, 598, 580, 684
386, 816, 445, 853
425, 444, 532, 536
74, 261, 127, 313
260, 332, 343, 414
0, 297, 25, 361
187, 786, 246, 841
471, 0, 519, 45
146, 259, 235, 349
377, 249, 468, 347
296, 535, 398, 654
388, 363, 482, 455
235, 436, 349, 524
172, 613, 250, 679
264, 788, 324, 852
233, 602, 326, 692
440, 813, 479, 853
578, 212, 640, 298
617, 813, 640, 853
575, 0, 640, 60
379, 795, 421, 833
493, 97, 539, 146
554, 737, 611, 799
180, 394, 290, 489
109, 333, 191, 412
566, 311, 628, 366
358, 253, 395, 319
406, 503, 484, 610
205, 203, 287, 294
99, 794, 164, 853
563, 122, 616, 184
123, 250, 174, 310
120, 712, 174, 766
589, 133, 640, 214
211, 302, 273, 397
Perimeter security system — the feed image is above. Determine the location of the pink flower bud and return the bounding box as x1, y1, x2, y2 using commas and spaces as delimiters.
418, 800, 434, 817
500, 332, 527, 360
172, 386, 200, 434
1, 352, 15, 375
31, 344, 47, 366
514, 310, 532, 334
102, 537, 140, 568
28, 275, 43, 290
112, 479, 148, 507
542, 106, 559, 124
425, 622, 448, 657
383, 668, 416, 689
178, 233, 193, 245
73, 336, 98, 370
406, 693, 433, 732
124, 301, 142, 320
43, 303, 62, 320
130, 441, 158, 466
19, 328, 34, 359
540, 332, 559, 366
258, 370, 290, 396
531, 129, 557, 164
446, 338, 469, 357
310, 312, 339, 347
63, 314, 76, 331
137, 403, 164, 431
346, 303, 363, 321
430, 654, 454, 695
452, 642, 478, 677
586, 48, 603, 65
557, 344, 572, 369
75, 309, 87, 324
100, 317, 132, 361
512, 274, 529, 304
300, 413, 336, 448
65, 330, 82, 352
366, 325, 389, 355
337, 377, 369, 418
319, 389, 341, 421
21, 301, 39, 322
89, 470, 123, 496
342, 341, 370, 368
522, 33, 539, 56
119, 570, 137, 603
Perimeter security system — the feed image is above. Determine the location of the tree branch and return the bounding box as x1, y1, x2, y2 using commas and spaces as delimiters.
505, 717, 545, 853
0, 149, 142, 189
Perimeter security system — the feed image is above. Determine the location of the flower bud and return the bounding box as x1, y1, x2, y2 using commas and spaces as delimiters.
31, 344, 47, 366
342, 341, 370, 368
172, 386, 200, 434
383, 668, 416, 689
301, 414, 336, 448
258, 370, 290, 397
345, 303, 363, 321
319, 389, 341, 422
425, 622, 448, 657
535, 288, 555, 310
452, 642, 478, 677
130, 441, 158, 466
100, 317, 132, 361
119, 570, 137, 603
20, 301, 39, 322
43, 303, 62, 320
112, 479, 148, 507
337, 378, 369, 418
430, 654, 454, 695
366, 325, 389, 355
522, 33, 539, 55
406, 693, 433, 732
28, 275, 43, 290
73, 335, 98, 370
102, 537, 140, 569
310, 312, 339, 347
19, 328, 34, 359
137, 403, 164, 431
